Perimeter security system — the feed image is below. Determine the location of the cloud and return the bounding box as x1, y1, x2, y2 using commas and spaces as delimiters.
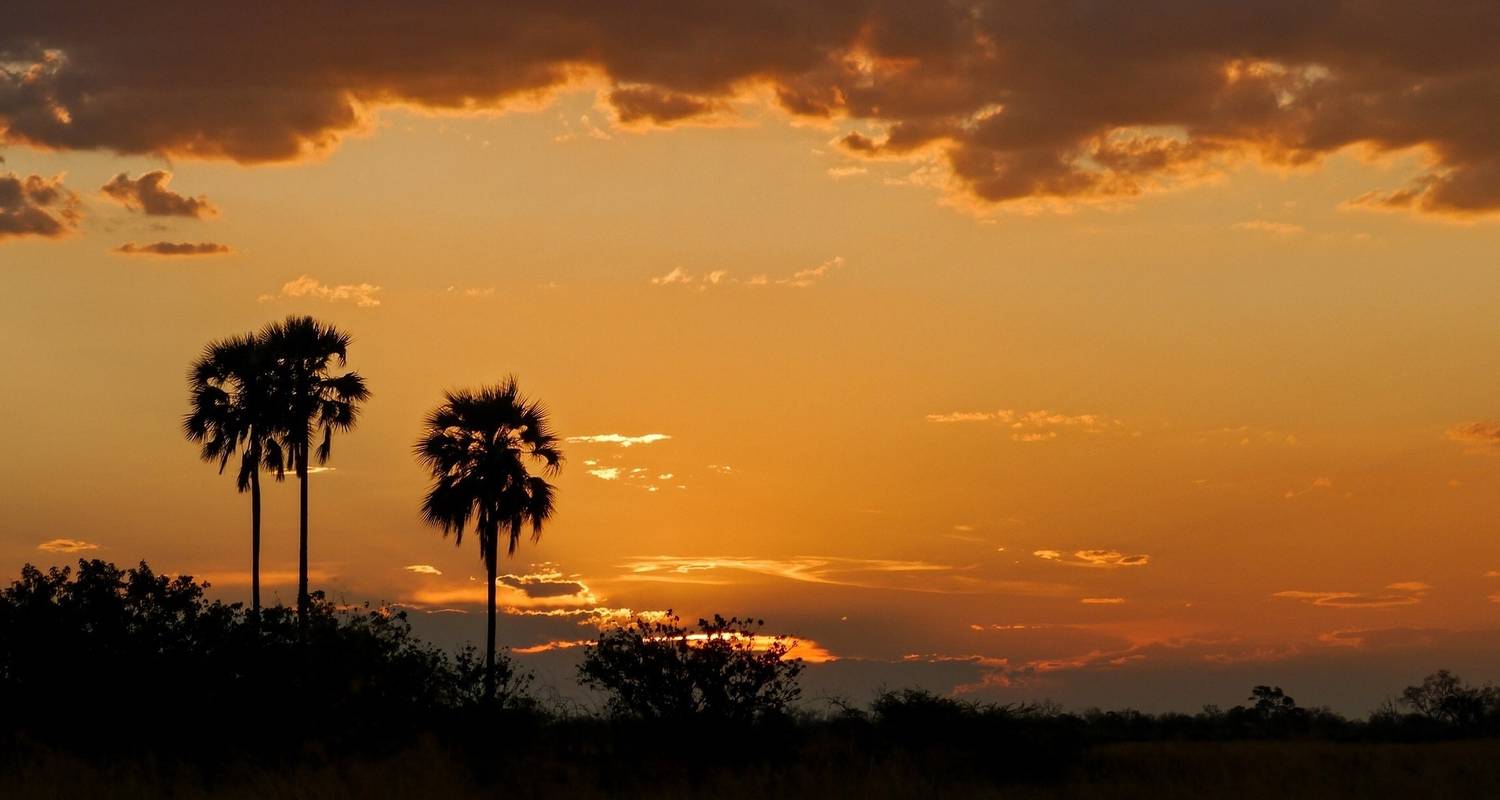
1273, 582, 1428, 609
9, 6, 1500, 214
115, 241, 231, 256
776, 256, 845, 287
1233, 219, 1304, 235
403, 564, 442, 576
0, 173, 79, 241
1283, 476, 1334, 499
567, 433, 671, 447
649, 257, 846, 290
261, 275, 381, 307
1447, 422, 1500, 452
37, 538, 98, 553
99, 171, 216, 217
1080, 597, 1126, 605
409, 567, 601, 609
926, 409, 1123, 441
1034, 549, 1150, 569
620, 555, 1072, 597
608, 85, 725, 127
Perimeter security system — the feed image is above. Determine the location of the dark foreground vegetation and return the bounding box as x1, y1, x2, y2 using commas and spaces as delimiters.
5, 560, 1500, 799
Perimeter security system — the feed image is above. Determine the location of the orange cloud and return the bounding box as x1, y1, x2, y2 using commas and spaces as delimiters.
1447, 422, 1500, 452
36, 538, 98, 553
0, 173, 79, 241
927, 409, 1124, 441
1273, 582, 1429, 609
100, 171, 216, 217
260, 275, 381, 307
620, 555, 1072, 596
1034, 549, 1150, 569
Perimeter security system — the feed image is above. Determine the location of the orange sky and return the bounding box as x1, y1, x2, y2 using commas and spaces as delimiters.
4, 3, 1500, 712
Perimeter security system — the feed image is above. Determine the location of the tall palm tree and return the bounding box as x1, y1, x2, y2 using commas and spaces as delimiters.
184, 333, 285, 619
258, 315, 370, 625
415, 378, 562, 700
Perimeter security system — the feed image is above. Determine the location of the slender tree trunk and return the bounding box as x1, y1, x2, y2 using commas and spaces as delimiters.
485, 532, 498, 702
297, 442, 309, 628
251, 465, 262, 626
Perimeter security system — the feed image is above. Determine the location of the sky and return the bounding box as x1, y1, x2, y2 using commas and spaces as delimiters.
4, 2, 1500, 714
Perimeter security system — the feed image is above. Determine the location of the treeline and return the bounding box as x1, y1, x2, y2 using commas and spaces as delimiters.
3, 559, 1499, 788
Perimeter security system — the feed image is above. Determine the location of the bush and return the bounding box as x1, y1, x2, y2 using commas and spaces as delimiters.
577, 612, 804, 721
0, 559, 530, 749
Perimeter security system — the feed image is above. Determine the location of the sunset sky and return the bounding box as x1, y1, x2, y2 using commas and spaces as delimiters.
5, 2, 1500, 713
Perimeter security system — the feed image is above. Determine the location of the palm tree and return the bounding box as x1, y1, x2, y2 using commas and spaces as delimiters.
415, 378, 562, 700
184, 333, 285, 619
258, 315, 370, 625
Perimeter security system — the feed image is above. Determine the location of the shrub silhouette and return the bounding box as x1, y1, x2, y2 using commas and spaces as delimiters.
578, 612, 804, 721
0, 559, 527, 749
1398, 670, 1498, 729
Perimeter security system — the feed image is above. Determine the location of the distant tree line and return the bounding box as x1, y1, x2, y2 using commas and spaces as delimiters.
2, 558, 1499, 752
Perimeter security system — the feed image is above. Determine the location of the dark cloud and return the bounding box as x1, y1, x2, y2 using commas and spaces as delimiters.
114, 241, 231, 256
0, 172, 79, 240
499, 573, 590, 599
4, 3, 1500, 213
608, 85, 722, 126
100, 171, 216, 217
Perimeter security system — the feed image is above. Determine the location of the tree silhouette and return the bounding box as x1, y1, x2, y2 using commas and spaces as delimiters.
258, 316, 369, 625
414, 378, 561, 700
184, 333, 285, 618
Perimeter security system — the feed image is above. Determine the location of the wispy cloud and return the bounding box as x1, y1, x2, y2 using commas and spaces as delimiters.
1284, 476, 1334, 499
1192, 425, 1301, 447
1232, 219, 1304, 236
260, 275, 382, 307
926, 409, 1123, 441
649, 257, 846, 290
1080, 597, 1126, 605
1034, 549, 1150, 569
619, 555, 1071, 596
403, 564, 442, 576
1273, 582, 1428, 609
1447, 422, 1500, 452
567, 433, 671, 447
37, 538, 98, 553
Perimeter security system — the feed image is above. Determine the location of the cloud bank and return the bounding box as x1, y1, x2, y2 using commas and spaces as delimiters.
5, 3, 1500, 214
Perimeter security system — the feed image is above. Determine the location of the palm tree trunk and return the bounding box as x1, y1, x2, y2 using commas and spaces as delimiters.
297, 442, 309, 627
250, 465, 262, 625
485, 532, 498, 702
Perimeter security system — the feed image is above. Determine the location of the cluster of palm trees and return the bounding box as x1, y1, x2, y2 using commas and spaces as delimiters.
185, 316, 561, 699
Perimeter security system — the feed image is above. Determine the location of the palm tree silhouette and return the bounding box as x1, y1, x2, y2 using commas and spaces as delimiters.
415, 378, 561, 700
258, 316, 370, 625
184, 333, 285, 619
